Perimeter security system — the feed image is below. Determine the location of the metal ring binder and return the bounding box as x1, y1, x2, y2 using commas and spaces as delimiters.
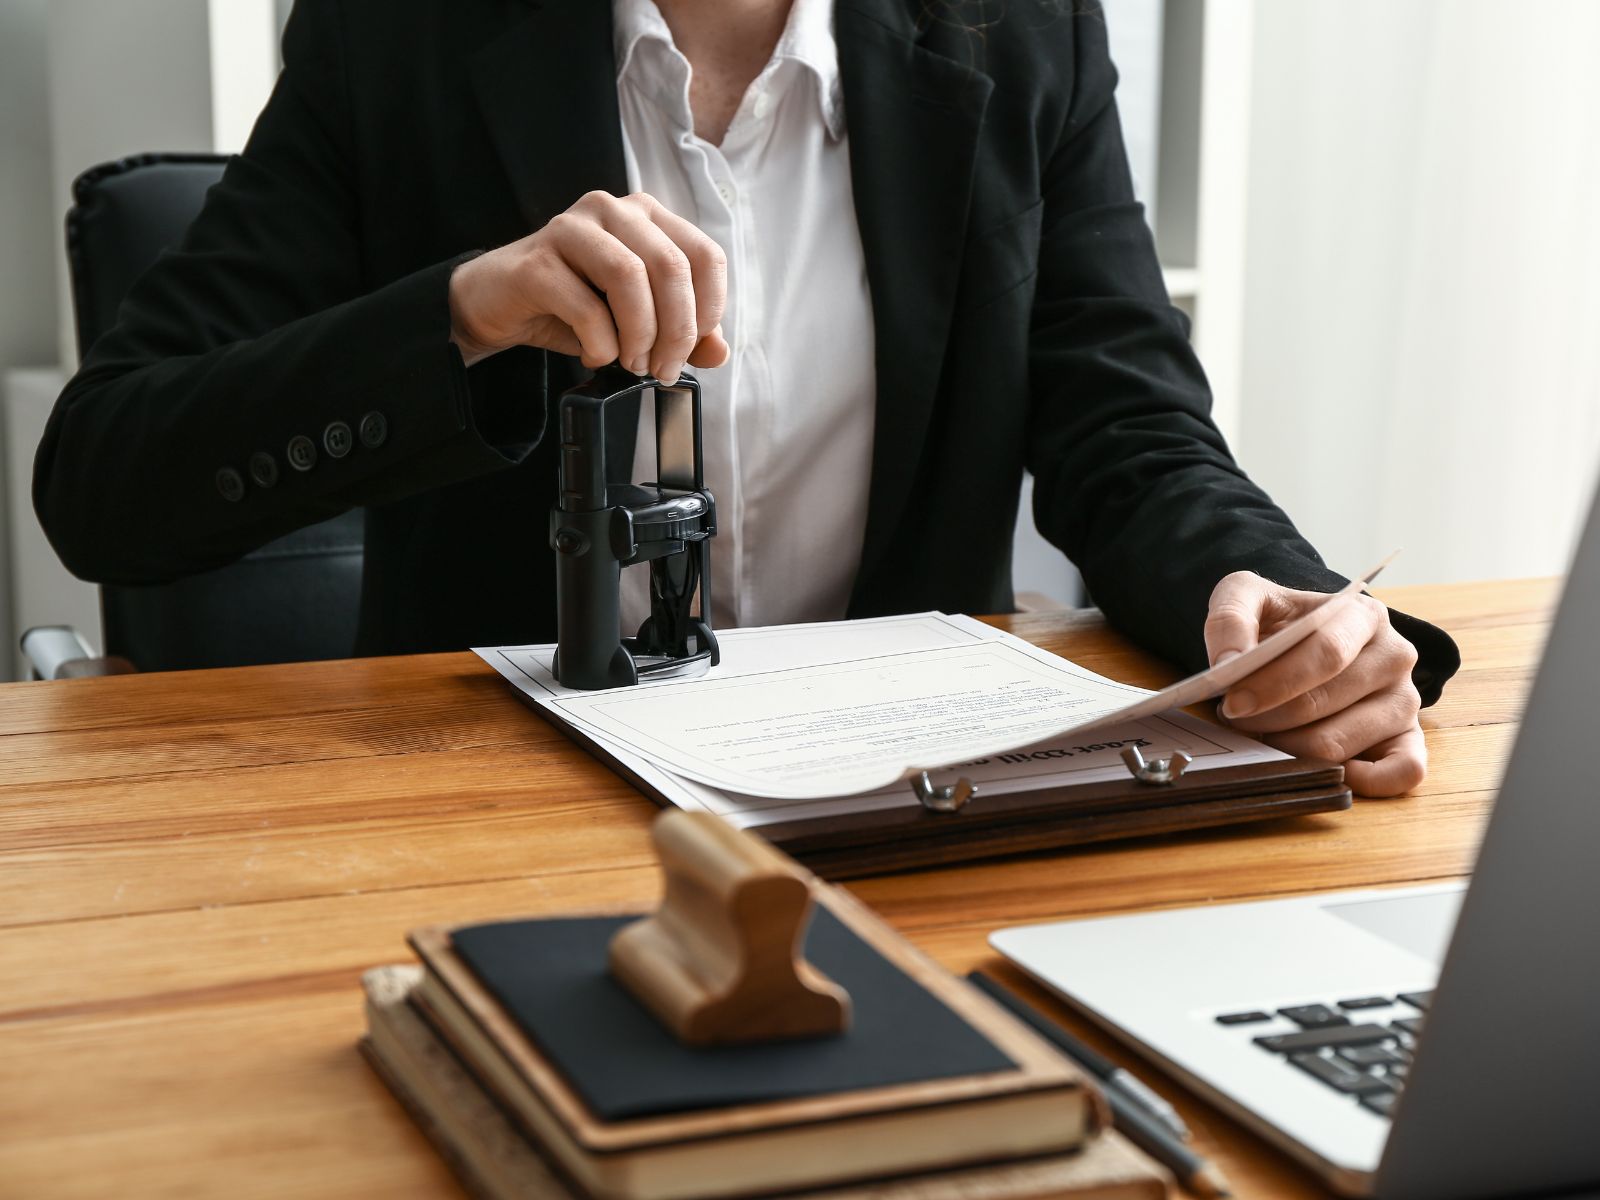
910, 772, 977, 813
1121, 746, 1193, 786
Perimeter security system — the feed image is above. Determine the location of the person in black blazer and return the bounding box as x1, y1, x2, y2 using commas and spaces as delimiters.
34, 0, 1457, 793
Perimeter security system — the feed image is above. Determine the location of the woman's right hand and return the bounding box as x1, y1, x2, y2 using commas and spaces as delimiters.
448, 190, 730, 380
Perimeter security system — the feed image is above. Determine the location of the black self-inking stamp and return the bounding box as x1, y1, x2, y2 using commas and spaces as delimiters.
550, 365, 720, 690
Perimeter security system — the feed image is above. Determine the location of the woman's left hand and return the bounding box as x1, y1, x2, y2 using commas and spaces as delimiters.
1203, 572, 1426, 797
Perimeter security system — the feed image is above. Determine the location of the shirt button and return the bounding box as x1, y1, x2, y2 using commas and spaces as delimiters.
716, 180, 734, 205
752, 91, 772, 120
358, 410, 389, 449
287, 435, 318, 472
216, 467, 245, 502
323, 420, 353, 458
248, 451, 279, 489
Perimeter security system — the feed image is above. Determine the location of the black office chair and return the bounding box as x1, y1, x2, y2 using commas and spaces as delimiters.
24, 153, 365, 676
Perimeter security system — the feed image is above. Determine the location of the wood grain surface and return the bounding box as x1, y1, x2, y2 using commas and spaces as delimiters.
0, 579, 1554, 1199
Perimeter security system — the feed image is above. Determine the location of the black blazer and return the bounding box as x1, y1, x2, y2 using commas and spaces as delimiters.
36, 0, 1458, 698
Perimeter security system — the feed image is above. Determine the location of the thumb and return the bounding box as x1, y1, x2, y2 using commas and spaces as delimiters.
1204, 571, 1271, 667
687, 324, 729, 369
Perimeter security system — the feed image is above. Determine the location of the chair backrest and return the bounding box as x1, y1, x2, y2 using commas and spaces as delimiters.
66, 153, 364, 671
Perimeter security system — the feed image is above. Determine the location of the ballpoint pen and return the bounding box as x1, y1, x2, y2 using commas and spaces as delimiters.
968, 970, 1233, 1200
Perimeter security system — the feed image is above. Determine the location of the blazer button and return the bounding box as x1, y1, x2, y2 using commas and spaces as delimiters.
287, 435, 318, 471
248, 451, 279, 488
358, 410, 388, 449
323, 420, 353, 458
216, 467, 245, 502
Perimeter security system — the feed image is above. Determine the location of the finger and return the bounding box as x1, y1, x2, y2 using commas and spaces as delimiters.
687, 323, 730, 369
1220, 593, 1385, 720
531, 257, 620, 368
1228, 630, 1417, 734
1258, 683, 1422, 769
637, 196, 727, 345
1343, 726, 1428, 798
1204, 572, 1276, 667
598, 199, 702, 377
548, 217, 654, 370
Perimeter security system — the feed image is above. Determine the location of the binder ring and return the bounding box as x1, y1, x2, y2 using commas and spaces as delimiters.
911, 772, 977, 814
1121, 746, 1193, 786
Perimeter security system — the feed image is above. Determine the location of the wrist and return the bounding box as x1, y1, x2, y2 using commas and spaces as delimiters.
448, 254, 497, 367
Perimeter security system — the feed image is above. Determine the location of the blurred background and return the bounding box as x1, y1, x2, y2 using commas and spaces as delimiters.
0, 0, 1596, 677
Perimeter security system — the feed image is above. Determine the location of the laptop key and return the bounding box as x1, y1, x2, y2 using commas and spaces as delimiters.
1337, 996, 1392, 1010
1392, 1017, 1425, 1037
1215, 1010, 1273, 1026
1397, 990, 1434, 1010
1289, 1052, 1392, 1095
1361, 1089, 1400, 1117
1256, 1023, 1395, 1053
1337, 1044, 1406, 1068
1278, 1004, 1350, 1029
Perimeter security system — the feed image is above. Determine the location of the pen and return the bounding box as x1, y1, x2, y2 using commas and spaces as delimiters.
967, 970, 1233, 1200
967, 970, 1192, 1137
976, 976, 1191, 1141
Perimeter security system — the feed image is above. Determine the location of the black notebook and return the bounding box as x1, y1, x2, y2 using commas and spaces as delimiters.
450, 908, 1016, 1120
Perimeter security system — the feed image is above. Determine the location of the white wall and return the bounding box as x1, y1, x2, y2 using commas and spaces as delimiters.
0, 0, 56, 370
0, 0, 62, 673
1238, 1, 1600, 587
46, 0, 277, 369
207, 0, 281, 152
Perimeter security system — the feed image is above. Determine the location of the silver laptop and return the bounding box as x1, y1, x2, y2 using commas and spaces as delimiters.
991, 485, 1600, 1200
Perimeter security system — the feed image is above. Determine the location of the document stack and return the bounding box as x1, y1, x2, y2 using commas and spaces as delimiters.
477, 609, 1362, 877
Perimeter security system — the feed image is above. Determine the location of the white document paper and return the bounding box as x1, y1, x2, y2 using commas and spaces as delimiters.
480, 613, 1287, 824
477, 560, 1387, 800
474, 604, 1318, 804
688, 710, 1288, 829
550, 639, 1154, 798
488, 612, 986, 701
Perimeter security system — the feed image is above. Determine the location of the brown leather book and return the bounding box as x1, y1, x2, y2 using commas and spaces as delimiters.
398, 886, 1107, 1200
362, 962, 1171, 1200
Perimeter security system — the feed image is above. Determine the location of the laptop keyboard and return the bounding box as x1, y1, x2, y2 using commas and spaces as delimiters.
1214, 991, 1432, 1119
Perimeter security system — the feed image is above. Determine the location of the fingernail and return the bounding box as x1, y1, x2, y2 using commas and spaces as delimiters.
1214, 650, 1241, 667
659, 363, 683, 383
628, 357, 650, 376
1221, 690, 1257, 719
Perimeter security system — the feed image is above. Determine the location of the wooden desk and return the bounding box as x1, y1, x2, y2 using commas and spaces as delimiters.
0, 579, 1552, 1199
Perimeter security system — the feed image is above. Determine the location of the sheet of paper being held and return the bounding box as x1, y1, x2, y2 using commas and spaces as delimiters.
539, 556, 1393, 801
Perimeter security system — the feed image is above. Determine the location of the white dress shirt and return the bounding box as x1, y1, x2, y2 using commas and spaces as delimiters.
612, 0, 877, 633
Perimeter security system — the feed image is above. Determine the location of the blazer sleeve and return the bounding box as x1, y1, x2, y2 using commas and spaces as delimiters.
33, 0, 536, 587
1024, 4, 1459, 705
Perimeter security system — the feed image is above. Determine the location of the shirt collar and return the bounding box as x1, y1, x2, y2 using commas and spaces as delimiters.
772, 0, 844, 139
612, 0, 845, 141
612, 0, 674, 83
